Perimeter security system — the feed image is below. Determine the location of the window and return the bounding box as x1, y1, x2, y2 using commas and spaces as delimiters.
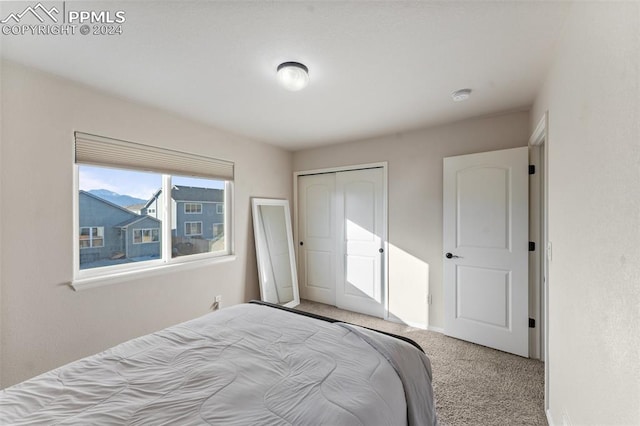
184, 221, 203, 236
74, 132, 234, 283
79, 226, 104, 248
133, 228, 159, 244
172, 176, 224, 257
184, 203, 202, 214
216, 203, 224, 215
78, 167, 162, 270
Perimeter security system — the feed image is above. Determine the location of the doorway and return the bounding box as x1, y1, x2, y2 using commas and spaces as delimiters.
529, 112, 549, 414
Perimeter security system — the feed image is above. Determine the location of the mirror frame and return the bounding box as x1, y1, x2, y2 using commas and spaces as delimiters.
251, 198, 300, 308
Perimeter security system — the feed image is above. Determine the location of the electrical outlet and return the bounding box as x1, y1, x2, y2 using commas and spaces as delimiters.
211, 295, 222, 311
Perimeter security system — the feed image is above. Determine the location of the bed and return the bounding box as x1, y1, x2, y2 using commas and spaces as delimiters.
0, 301, 437, 425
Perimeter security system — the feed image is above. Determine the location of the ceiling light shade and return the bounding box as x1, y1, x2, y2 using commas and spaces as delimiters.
451, 88, 472, 102
277, 62, 309, 91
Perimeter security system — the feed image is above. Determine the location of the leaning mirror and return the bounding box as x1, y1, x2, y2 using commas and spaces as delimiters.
251, 198, 300, 308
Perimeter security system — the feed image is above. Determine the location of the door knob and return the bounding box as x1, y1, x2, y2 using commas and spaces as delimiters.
379, 248, 384, 253
445, 252, 462, 259
300, 241, 304, 246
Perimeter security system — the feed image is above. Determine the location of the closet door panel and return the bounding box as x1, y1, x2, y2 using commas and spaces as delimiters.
298, 174, 336, 305
336, 168, 384, 318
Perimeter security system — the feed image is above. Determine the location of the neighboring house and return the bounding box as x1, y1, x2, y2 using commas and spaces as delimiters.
116, 215, 163, 259
125, 203, 146, 215
79, 191, 161, 267
142, 188, 163, 222
142, 185, 224, 241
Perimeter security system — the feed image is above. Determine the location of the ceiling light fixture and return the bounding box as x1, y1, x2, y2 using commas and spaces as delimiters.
277, 62, 309, 91
451, 88, 472, 102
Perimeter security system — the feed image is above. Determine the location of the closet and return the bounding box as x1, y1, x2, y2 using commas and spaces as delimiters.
297, 167, 385, 318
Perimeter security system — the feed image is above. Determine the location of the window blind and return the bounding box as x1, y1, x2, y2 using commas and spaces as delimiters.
75, 132, 234, 181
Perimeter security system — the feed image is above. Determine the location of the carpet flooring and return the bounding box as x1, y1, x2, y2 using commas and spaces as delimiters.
295, 300, 546, 426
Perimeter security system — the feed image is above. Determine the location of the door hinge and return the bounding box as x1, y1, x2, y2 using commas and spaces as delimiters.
529, 165, 536, 175
529, 241, 535, 251
529, 318, 536, 328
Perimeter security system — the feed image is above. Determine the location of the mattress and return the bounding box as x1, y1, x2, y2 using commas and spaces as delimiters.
0, 303, 437, 425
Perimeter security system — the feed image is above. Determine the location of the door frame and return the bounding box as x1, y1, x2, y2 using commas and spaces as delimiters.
529, 112, 549, 415
294, 162, 389, 319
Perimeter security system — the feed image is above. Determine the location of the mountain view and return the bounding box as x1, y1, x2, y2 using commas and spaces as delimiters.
88, 189, 146, 208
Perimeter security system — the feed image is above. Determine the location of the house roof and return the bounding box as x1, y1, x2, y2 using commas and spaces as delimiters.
143, 185, 223, 205
80, 190, 140, 217
79, 191, 161, 228
172, 185, 223, 202
126, 203, 146, 212
143, 189, 163, 209
115, 215, 161, 229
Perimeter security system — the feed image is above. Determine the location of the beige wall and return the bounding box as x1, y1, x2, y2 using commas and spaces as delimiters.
0, 57, 3, 384
0, 62, 293, 387
293, 111, 530, 329
532, 2, 640, 424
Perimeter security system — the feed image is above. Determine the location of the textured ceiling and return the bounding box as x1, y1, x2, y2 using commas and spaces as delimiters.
0, 1, 571, 150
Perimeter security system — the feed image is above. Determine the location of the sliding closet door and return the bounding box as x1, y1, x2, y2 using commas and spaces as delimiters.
298, 173, 336, 305
298, 167, 385, 318
335, 168, 385, 318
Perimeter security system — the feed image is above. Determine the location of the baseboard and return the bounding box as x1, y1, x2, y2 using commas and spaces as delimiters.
428, 325, 444, 334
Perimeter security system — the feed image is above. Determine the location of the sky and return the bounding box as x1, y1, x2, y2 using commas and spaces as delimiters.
79, 165, 224, 200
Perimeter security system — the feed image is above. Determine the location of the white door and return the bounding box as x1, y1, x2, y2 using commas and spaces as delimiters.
443, 147, 529, 357
298, 168, 386, 318
336, 168, 385, 318
298, 173, 336, 305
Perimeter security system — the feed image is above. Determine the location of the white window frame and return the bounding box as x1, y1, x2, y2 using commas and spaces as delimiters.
184, 203, 202, 214
184, 221, 203, 236
133, 228, 160, 244
74, 174, 234, 289
72, 132, 236, 291
216, 203, 224, 215
79, 226, 104, 249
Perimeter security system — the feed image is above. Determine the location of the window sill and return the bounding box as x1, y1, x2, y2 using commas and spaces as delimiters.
70, 254, 236, 291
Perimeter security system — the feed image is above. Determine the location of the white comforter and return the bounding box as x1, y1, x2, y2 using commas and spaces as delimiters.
1, 303, 436, 425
